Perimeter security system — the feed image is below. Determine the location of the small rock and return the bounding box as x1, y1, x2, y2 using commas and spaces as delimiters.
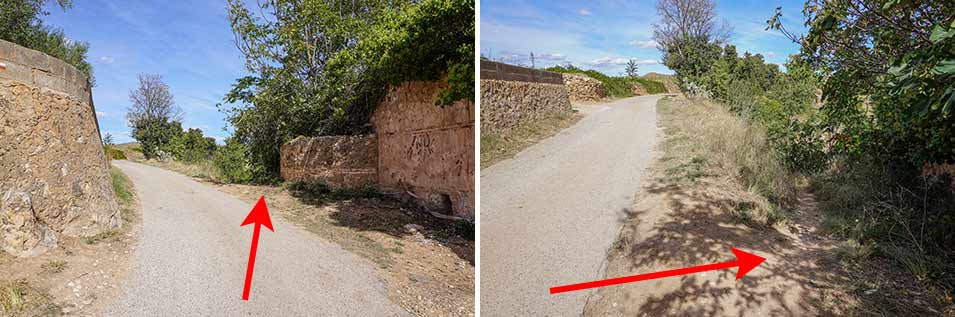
403, 224, 425, 233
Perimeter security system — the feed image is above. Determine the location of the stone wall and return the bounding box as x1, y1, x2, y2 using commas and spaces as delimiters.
0, 40, 121, 257
563, 73, 605, 102
480, 60, 563, 84
479, 79, 573, 134
373, 81, 474, 220
278, 80, 475, 220
279, 135, 378, 188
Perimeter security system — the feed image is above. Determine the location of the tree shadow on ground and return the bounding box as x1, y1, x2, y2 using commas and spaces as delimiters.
286, 185, 474, 265
588, 182, 855, 316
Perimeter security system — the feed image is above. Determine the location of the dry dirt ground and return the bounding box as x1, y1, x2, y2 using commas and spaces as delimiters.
583, 96, 953, 316
480, 111, 582, 168
0, 167, 140, 316
140, 159, 474, 316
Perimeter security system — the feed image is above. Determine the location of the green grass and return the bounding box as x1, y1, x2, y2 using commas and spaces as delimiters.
546, 65, 668, 97
110, 167, 134, 206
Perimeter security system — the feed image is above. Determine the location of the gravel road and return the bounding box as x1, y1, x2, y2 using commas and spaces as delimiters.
105, 161, 405, 316
480, 95, 663, 316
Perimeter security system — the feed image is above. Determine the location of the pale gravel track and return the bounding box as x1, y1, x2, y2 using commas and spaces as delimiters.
105, 160, 406, 316
480, 95, 663, 316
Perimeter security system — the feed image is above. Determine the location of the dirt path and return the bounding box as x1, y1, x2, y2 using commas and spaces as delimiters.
105, 161, 406, 315
480, 95, 664, 316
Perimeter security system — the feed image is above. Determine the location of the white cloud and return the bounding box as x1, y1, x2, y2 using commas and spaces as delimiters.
536, 53, 566, 61
579, 9, 591, 16
765, 51, 777, 58
96, 111, 107, 117
630, 40, 659, 49
98, 56, 114, 64
589, 57, 660, 66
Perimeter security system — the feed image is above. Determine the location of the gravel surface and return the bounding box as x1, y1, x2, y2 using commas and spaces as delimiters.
105, 161, 406, 316
480, 95, 663, 316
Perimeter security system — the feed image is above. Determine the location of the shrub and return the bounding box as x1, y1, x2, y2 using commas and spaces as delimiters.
213, 138, 253, 184
168, 128, 216, 162
224, 0, 474, 180
545, 65, 668, 98
103, 146, 127, 160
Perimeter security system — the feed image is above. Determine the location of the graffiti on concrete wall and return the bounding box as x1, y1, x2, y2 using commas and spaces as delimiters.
407, 133, 435, 159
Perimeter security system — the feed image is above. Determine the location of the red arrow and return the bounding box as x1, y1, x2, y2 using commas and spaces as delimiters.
549, 247, 765, 294
241, 196, 274, 301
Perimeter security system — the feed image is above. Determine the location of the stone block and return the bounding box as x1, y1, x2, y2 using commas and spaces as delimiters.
15, 46, 49, 72
0, 40, 15, 61
0, 61, 35, 85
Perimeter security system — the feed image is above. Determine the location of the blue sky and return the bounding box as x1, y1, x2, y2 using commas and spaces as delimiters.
480, 0, 809, 76
42, 0, 248, 144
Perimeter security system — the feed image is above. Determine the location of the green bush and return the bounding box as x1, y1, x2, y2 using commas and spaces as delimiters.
212, 138, 253, 184
168, 128, 216, 162
545, 65, 668, 97
224, 0, 474, 181
103, 145, 127, 160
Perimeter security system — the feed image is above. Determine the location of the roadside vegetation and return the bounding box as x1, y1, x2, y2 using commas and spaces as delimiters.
546, 64, 668, 96
83, 166, 137, 246
220, 0, 475, 183
646, 0, 955, 313
481, 111, 582, 168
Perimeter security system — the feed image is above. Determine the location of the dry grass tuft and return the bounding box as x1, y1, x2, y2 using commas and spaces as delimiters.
40, 260, 67, 275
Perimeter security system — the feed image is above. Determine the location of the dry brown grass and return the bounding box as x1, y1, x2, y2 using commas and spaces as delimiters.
0, 279, 58, 316
481, 111, 582, 168
657, 96, 798, 226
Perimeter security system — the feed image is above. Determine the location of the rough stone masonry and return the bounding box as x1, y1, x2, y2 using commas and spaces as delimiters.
0, 39, 121, 257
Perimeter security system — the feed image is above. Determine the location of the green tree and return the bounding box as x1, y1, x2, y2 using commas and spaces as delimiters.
0, 0, 93, 81
653, 0, 729, 81
223, 0, 474, 182
769, 1, 955, 166
102, 133, 114, 146
126, 74, 182, 159
625, 59, 639, 78
169, 128, 216, 162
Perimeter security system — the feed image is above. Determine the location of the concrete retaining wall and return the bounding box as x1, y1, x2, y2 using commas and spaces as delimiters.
0, 39, 91, 103
480, 60, 564, 85
373, 81, 474, 220
278, 80, 475, 220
